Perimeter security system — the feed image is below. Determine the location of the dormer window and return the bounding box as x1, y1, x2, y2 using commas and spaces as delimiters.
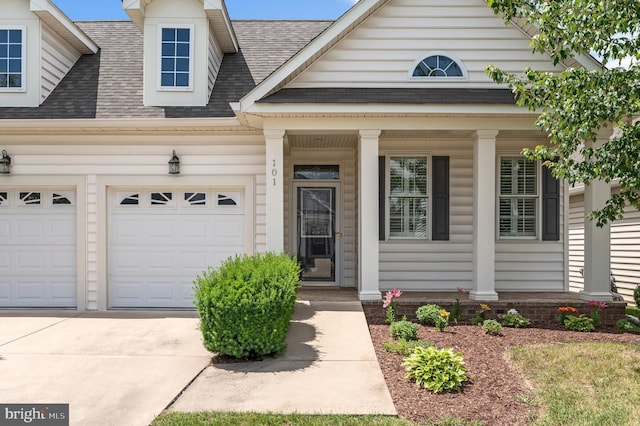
159, 25, 193, 90
0, 27, 25, 91
410, 52, 466, 80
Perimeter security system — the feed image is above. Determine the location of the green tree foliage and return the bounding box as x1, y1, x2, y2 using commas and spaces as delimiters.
487, 0, 640, 226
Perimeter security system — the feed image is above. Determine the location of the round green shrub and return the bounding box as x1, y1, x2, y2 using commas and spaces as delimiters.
498, 312, 531, 328
383, 339, 434, 356
482, 319, 503, 336
416, 304, 443, 325
194, 253, 301, 359
403, 346, 468, 393
563, 314, 595, 332
390, 320, 419, 341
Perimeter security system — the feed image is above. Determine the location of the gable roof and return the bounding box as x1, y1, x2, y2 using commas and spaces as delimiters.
0, 20, 330, 120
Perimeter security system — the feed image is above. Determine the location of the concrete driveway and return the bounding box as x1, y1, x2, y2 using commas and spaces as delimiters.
0, 311, 210, 426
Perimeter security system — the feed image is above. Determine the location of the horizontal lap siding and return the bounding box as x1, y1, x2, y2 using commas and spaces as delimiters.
41, 23, 81, 103
568, 194, 585, 293
379, 142, 473, 291
290, 0, 561, 88
207, 27, 223, 97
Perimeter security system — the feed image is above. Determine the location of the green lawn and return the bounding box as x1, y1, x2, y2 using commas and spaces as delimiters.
151, 413, 479, 426
509, 342, 640, 425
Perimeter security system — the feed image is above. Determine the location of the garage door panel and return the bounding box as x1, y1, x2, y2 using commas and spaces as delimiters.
109, 188, 246, 308
0, 249, 10, 272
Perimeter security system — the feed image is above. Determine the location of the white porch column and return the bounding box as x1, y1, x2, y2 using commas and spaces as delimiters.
470, 130, 499, 301
358, 129, 381, 300
581, 139, 612, 301
264, 129, 285, 253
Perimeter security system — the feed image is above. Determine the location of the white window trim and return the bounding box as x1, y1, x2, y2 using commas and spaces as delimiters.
157, 24, 194, 92
0, 25, 26, 92
408, 50, 468, 82
386, 154, 432, 240
496, 154, 542, 240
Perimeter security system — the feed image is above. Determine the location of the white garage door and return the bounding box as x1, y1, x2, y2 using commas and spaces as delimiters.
0, 189, 77, 307
109, 189, 245, 308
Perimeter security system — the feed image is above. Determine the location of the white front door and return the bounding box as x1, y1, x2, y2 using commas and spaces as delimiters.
109, 188, 245, 308
0, 189, 77, 307
294, 183, 341, 284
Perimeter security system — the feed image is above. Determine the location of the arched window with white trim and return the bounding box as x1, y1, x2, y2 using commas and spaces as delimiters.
410, 52, 467, 79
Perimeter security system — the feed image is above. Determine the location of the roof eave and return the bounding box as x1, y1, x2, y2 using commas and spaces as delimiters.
30, 0, 99, 54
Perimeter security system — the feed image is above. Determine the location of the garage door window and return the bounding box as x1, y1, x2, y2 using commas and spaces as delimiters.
0, 191, 7, 206
19, 191, 41, 206
118, 193, 140, 206
52, 191, 74, 206
217, 193, 238, 206
184, 192, 206, 206
151, 192, 174, 206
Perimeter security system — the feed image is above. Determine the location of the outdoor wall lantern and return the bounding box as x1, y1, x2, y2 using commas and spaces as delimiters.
0, 150, 11, 174
168, 150, 180, 175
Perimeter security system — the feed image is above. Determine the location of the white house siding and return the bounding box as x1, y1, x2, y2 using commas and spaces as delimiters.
289, 0, 563, 89
5, 135, 265, 309
569, 193, 640, 303
40, 22, 81, 103
207, 25, 223, 97
568, 194, 585, 294
378, 138, 474, 291
283, 144, 357, 287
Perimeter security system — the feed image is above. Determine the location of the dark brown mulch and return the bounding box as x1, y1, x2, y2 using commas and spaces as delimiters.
369, 324, 640, 426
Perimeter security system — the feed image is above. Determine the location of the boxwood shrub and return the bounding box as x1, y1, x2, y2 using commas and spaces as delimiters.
194, 253, 301, 359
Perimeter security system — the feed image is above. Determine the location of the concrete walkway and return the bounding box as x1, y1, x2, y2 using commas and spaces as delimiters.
170, 298, 396, 416
0, 311, 210, 426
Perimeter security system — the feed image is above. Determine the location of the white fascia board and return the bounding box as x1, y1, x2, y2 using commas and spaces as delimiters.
238, 0, 389, 111
30, 0, 98, 54
0, 117, 245, 134
204, 0, 239, 53
122, 0, 146, 33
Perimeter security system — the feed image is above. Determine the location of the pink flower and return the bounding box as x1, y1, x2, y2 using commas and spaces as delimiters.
391, 289, 402, 298
587, 300, 597, 307
382, 292, 394, 309
457, 287, 468, 294
587, 300, 608, 309
598, 301, 608, 309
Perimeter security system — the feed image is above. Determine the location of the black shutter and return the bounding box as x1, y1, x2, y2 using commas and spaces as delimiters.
379, 156, 385, 241
542, 165, 560, 241
432, 156, 450, 241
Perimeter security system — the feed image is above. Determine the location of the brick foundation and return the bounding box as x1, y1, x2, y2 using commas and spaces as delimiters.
362, 299, 626, 327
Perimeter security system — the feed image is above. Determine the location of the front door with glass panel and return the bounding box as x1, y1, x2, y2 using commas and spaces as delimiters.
295, 184, 340, 283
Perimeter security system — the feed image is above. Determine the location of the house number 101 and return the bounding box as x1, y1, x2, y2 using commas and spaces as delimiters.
272, 159, 278, 186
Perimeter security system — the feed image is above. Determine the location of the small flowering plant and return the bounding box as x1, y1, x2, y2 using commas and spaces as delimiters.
587, 300, 607, 327
383, 289, 402, 324
557, 306, 578, 324
452, 287, 467, 323
471, 303, 491, 325
436, 309, 450, 332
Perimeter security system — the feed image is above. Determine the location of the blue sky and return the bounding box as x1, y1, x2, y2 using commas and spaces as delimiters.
53, 0, 358, 21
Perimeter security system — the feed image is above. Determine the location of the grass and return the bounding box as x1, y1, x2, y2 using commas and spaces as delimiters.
509, 342, 640, 425
151, 413, 481, 426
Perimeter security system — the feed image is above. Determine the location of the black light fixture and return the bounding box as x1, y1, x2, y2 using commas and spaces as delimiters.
0, 150, 11, 174
168, 150, 180, 175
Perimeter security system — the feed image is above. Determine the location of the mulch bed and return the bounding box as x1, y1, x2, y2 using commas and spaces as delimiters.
369, 324, 640, 425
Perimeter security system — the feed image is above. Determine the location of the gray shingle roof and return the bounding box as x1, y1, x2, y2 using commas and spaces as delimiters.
258, 88, 517, 104
0, 20, 331, 119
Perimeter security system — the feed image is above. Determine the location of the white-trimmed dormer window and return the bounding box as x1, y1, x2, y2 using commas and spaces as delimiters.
0, 26, 25, 91
410, 52, 467, 80
159, 25, 194, 91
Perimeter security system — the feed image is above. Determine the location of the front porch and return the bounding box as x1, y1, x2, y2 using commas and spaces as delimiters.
297, 288, 626, 327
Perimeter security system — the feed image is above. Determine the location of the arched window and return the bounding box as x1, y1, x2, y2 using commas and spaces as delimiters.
412, 54, 465, 78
